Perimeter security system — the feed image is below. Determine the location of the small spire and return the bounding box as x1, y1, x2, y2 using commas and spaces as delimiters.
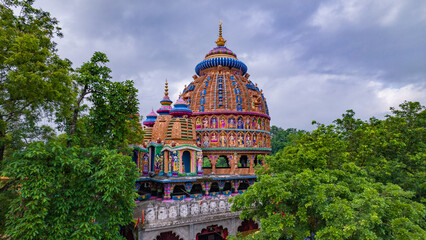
164, 79, 169, 96
215, 20, 226, 47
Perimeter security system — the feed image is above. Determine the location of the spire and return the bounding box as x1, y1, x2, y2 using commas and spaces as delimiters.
165, 79, 169, 96
215, 20, 226, 47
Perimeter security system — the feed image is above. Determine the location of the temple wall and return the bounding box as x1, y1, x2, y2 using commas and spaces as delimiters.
135, 194, 242, 240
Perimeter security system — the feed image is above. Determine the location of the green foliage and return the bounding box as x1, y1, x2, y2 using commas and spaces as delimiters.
270, 126, 304, 155
5, 142, 138, 239
64, 51, 144, 149
0, 0, 74, 162
0, 188, 17, 234
203, 156, 212, 168
231, 101, 425, 240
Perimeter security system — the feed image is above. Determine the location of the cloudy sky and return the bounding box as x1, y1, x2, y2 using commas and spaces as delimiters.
35, 0, 426, 130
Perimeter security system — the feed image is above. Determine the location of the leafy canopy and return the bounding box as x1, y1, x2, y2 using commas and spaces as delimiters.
231, 101, 425, 240
0, 0, 74, 162
6, 142, 138, 239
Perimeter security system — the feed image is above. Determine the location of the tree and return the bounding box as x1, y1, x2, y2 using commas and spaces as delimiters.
5, 142, 138, 239
63, 51, 144, 149
4, 51, 144, 239
0, 0, 74, 163
270, 126, 304, 155
230, 102, 425, 240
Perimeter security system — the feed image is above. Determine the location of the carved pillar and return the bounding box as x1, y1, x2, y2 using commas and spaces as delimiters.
164, 183, 171, 200
197, 151, 203, 175
172, 151, 178, 177
219, 181, 225, 193
209, 155, 218, 173
204, 181, 211, 196
249, 155, 255, 174
234, 180, 241, 193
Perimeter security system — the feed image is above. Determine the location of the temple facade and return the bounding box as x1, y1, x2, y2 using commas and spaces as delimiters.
132, 23, 271, 240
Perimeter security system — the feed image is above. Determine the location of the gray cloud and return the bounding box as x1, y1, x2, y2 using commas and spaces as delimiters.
36, 0, 426, 130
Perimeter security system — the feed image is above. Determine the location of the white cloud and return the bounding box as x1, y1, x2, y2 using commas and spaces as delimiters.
309, 0, 406, 31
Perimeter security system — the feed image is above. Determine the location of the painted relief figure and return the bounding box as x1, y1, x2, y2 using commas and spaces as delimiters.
173, 154, 178, 172
143, 153, 149, 173
211, 132, 218, 142
229, 117, 236, 129
229, 133, 236, 147
155, 155, 162, 171
202, 117, 209, 129
219, 132, 227, 147
168, 153, 172, 173
196, 134, 201, 147
237, 133, 245, 147
246, 134, 251, 147
258, 134, 263, 148
203, 132, 210, 147
211, 117, 218, 129
245, 118, 251, 129
257, 118, 261, 130
262, 119, 265, 130
263, 134, 266, 148
196, 118, 201, 129
252, 118, 256, 129
237, 117, 244, 129
220, 117, 226, 128
253, 135, 257, 147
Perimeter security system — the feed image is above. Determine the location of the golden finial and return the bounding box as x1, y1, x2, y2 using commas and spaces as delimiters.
165, 79, 169, 96
215, 20, 226, 47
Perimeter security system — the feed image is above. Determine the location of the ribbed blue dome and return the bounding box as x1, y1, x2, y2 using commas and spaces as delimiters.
195, 57, 248, 76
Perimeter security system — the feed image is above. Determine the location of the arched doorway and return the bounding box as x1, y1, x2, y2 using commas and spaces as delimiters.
182, 151, 191, 173
155, 231, 183, 240
239, 155, 248, 168
237, 219, 259, 237
196, 225, 228, 240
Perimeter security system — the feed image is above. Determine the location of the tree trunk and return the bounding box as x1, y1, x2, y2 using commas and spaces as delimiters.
67, 86, 87, 147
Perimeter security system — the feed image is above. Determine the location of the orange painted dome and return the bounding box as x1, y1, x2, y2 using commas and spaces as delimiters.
180, 23, 271, 155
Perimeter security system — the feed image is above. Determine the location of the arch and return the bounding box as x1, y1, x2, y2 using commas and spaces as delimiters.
171, 184, 187, 197
196, 225, 228, 240
239, 155, 249, 168
209, 182, 219, 193
196, 117, 202, 129
228, 133, 236, 147
219, 132, 227, 147
202, 156, 212, 168
228, 117, 236, 129
202, 117, 209, 129
182, 151, 191, 173
238, 181, 249, 191
215, 155, 230, 168
245, 133, 252, 147
202, 132, 210, 148
190, 184, 204, 194
237, 219, 259, 236
245, 117, 251, 129
155, 231, 183, 240
137, 182, 151, 195
237, 117, 244, 129
223, 182, 232, 191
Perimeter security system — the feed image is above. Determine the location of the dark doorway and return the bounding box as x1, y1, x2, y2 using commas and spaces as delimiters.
149, 146, 155, 172
182, 151, 191, 173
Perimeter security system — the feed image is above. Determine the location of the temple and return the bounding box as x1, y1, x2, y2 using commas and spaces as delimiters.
133, 22, 271, 240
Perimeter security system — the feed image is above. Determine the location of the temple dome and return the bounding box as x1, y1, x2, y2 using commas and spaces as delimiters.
143, 109, 157, 127
183, 24, 269, 116
170, 96, 192, 117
